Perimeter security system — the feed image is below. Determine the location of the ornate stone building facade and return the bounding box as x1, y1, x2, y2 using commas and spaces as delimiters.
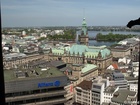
46, 45, 112, 71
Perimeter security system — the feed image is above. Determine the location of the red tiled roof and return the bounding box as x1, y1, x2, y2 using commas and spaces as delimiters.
112, 63, 119, 69
118, 69, 127, 73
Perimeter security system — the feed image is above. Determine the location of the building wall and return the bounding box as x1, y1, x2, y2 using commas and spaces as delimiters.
3, 51, 112, 70
5, 76, 67, 93
71, 69, 98, 87
104, 87, 119, 104
129, 84, 138, 92
111, 49, 130, 58
3, 54, 44, 69
5, 75, 67, 105
79, 35, 89, 46
104, 93, 113, 103
92, 78, 110, 105
81, 69, 98, 81
64, 84, 74, 100
76, 87, 92, 105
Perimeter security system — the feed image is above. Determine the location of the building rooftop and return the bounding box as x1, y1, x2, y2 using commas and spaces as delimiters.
118, 37, 140, 45
104, 86, 118, 93
77, 80, 92, 90
52, 48, 64, 55
59, 66, 73, 72
3, 53, 26, 58
50, 61, 66, 68
92, 77, 108, 86
112, 63, 119, 69
51, 44, 111, 59
111, 89, 137, 103
72, 64, 84, 67
113, 70, 124, 77
111, 45, 130, 50
4, 67, 65, 82
81, 64, 97, 74
125, 76, 138, 81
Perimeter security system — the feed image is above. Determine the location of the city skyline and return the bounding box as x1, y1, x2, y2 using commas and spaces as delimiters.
1, 0, 140, 27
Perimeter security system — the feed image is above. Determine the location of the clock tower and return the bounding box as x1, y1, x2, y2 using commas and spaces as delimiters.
79, 18, 89, 46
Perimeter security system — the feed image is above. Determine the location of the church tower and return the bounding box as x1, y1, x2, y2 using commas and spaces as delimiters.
79, 18, 89, 46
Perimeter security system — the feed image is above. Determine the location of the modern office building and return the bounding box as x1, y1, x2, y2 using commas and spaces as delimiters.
92, 77, 110, 105
4, 67, 68, 105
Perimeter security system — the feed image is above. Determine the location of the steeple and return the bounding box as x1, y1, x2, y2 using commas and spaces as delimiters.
82, 18, 87, 36
79, 17, 89, 46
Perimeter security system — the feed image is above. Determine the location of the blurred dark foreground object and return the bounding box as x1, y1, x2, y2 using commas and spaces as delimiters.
127, 18, 140, 28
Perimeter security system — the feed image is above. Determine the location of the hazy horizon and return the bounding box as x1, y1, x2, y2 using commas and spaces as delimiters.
1, 0, 140, 27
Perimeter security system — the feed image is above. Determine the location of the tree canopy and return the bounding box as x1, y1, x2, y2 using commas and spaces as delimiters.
96, 33, 136, 41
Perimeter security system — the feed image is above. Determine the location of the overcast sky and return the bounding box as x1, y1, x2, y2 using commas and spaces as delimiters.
1, 0, 140, 27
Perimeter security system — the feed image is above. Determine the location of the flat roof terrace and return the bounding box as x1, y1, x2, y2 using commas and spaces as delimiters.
4, 67, 65, 82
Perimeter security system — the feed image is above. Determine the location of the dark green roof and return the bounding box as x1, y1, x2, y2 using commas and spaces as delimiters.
4, 67, 65, 82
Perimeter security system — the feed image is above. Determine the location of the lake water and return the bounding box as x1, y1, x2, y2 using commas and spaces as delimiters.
76, 31, 140, 46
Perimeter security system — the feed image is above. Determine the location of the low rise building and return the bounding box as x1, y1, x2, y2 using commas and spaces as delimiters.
110, 45, 131, 58
75, 80, 92, 105
111, 37, 139, 59
104, 86, 119, 103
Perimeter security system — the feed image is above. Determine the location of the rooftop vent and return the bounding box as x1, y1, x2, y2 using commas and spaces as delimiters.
30, 70, 39, 76
15, 71, 28, 78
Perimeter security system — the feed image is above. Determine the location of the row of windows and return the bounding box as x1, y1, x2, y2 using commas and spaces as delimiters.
104, 97, 111, 99
76, 96, 81, 100
92, 98, 100, 101
104, 93, 112, 96
92, 101, 100, 105
83, 96, 90, 99
6, 95, 65, 105
5, 87, 64, 97
76, 94, 90, 99
92, 93, 100, 97
130, 88, 137, 91
83, 99, 90, 102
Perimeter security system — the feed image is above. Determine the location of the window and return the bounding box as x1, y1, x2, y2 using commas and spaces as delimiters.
93, 85, 101, 89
